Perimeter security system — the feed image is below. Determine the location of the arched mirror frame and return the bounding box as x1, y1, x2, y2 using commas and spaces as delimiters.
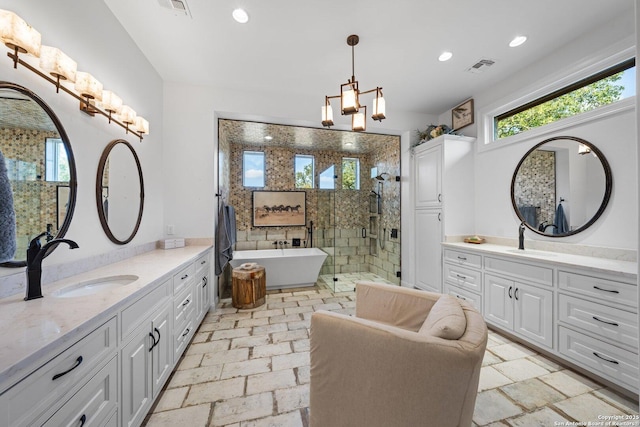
0, 81, 77, 267
96, 139, 144, 244
510, 135, 613, 238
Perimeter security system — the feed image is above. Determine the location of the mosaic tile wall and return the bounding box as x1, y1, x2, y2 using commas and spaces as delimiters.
514, 150, 556, 227
1, 128, 65, 259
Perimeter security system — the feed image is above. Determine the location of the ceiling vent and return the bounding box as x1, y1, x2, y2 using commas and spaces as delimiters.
466, 58, 495, 74
157, 0, 192, 17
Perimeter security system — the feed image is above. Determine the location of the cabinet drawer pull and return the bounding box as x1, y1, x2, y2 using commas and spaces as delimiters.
455, 274, 467, 280
508, 286, 513, 299
457, 256, 467, 261
592, 316, 619, 327
455, 295, 467, 301
181, 274, 189, 280
182, 328, 191, 337
200, 260, 206, 265
202, 276, 208, 288
514, 288, 519, 301
593, 286, 619, 294
149, 332, 157, 352
52, 356, 83, 380
438, 193, 442, 203
182, 298, 191, 307
592, 352, 619, 365
79, 414, 87, 427
154, 327, 161, 346
437, 212, 441, 222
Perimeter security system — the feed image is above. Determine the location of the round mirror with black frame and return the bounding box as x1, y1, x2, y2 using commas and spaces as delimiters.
0, 82, 77, 267
96, 139, 144, 244
511, 136, 612, 237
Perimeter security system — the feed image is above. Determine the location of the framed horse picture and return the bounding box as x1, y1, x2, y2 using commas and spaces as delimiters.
252, 191, 306, 227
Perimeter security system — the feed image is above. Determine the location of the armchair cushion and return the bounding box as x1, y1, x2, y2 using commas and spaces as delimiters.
419, 294, 466, 339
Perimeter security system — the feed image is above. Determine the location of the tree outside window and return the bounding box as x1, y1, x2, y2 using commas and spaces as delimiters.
295, 155, 314, 188
342, 158, 360, 190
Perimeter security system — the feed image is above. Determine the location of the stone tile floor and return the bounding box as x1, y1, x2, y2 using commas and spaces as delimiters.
143, 285, 639, 427
318, 272, 393, 292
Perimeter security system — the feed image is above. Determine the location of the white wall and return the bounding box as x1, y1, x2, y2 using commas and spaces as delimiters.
0, 0, 164, 276
467, 13, 637, 250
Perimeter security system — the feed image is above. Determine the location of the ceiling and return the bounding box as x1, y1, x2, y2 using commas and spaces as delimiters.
104, 0, 633, 120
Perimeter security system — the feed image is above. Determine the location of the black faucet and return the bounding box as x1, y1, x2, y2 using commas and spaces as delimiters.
518, 222, 526, 250
25, 234, 79, 301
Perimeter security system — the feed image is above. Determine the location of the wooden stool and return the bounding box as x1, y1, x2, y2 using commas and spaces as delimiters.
232, 265, 266, 309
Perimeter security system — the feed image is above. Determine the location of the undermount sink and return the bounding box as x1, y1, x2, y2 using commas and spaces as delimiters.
504, 249, 556, 257
52, 275, 139, 298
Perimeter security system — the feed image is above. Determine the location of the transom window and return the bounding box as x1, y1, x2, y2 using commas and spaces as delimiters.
495, 59, 635, 140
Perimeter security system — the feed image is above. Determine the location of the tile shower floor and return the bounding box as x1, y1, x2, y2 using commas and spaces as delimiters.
318, 272, 393, 292
143, 284, 639, 427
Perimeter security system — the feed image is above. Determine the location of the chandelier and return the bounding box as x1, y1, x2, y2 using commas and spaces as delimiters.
322, 34, 385, 132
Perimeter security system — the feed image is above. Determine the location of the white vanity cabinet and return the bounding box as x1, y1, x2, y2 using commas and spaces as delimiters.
0, 246, 214, 427
441, 242, 638, 394
410, 135, 475, 292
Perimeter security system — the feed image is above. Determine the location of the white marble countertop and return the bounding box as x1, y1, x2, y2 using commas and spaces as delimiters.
0, 245, 211, 392
442, 242, 638, 280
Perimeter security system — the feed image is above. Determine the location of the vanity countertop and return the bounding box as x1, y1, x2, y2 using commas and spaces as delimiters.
0, 245, 212, 392
442, 242, 637, 280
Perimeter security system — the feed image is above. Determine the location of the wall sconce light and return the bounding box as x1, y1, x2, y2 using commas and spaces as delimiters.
323, 34, 386, 132
0, 9, 148, 141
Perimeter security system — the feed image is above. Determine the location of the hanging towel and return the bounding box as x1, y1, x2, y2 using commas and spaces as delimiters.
215, 202, 236, 275
518, 206, 538, 228
554, 203, 569, 234
0, 148, 16, 262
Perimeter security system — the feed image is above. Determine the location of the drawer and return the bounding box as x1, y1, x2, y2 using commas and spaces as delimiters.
559, 294, 638, 351
174, 284, 195, 333
485, 256, 553, 287
558, 271, 637, 308
443, 249, 481, 268
195, 252, 210, 276
444, 263, 482, 293
559, 326, 639, 391
173, 263, 196, 294
121, 278, 171, 340
2, 317, 116, 427
445, 284, 482, 312
174, 319, 195, 359
42, 356, 117, 427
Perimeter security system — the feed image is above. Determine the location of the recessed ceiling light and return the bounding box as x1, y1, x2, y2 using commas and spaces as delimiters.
264, 135, 273, 141
438, 51, 453, 62
232, 8, 249, 23
509, 36, 527, 47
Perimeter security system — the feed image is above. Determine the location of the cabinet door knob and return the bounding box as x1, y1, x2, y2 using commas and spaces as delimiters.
592, 316, 619, 327
52, 356, 83, 380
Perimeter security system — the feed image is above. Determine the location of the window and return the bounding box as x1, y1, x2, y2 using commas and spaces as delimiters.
243, 151, 265, 187
319, 165, 335, 190
294, 155, 314, 188
45, 138, 69, 182
342, 158, 360, 190
495, 59, 635, 139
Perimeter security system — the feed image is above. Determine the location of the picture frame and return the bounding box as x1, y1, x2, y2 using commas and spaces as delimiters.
452, 98, 474, 131
253, 190, 306, 227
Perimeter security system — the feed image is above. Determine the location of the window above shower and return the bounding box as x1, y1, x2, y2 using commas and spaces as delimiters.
294, 154, 314, 188
342, 157, 360, 190
243, 150, 265, 187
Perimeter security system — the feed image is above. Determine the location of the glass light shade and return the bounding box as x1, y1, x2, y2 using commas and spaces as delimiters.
101, 90, 123, 114
0, 9, 41, 57
341, 82, 359, 115
371, 96, 386, 121
352, 111, 366, 132
321, 104, 334, 127
134, 116, 149, 135
232, 8, 249, 23
119, 105, 136, 124
75, 71, 103, 101
39, 46, 76, 82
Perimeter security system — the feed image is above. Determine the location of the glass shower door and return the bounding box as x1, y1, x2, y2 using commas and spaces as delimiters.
317, 165, 336, 291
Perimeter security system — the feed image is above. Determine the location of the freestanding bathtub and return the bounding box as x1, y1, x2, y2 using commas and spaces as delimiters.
229, 248, 328, 289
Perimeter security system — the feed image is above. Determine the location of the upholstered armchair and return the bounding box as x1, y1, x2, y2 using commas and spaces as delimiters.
310, 281, 488, 427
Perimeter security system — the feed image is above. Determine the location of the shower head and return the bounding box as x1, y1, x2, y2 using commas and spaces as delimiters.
375, 172, 389, 181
